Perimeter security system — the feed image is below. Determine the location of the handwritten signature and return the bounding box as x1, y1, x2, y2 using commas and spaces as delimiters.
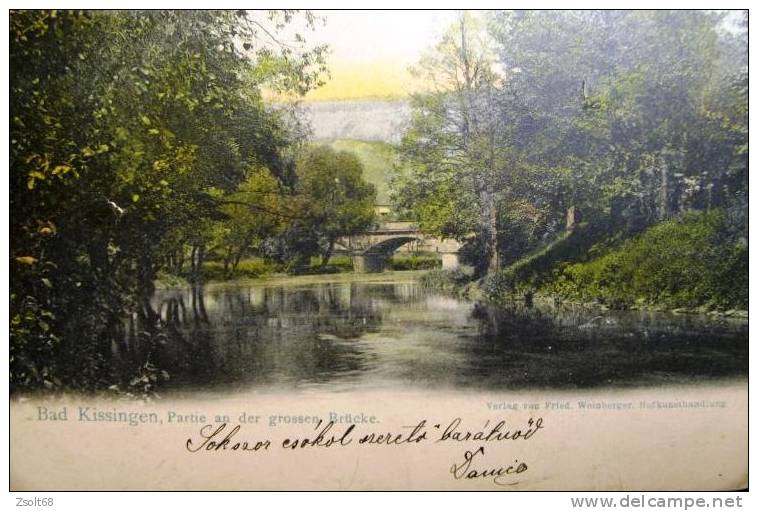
450, 446, 528, 486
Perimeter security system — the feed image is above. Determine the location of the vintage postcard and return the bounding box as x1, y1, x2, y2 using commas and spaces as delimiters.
8, 8, 748, 491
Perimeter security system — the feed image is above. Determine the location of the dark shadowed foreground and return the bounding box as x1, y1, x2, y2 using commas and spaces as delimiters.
133, 274, 748, 395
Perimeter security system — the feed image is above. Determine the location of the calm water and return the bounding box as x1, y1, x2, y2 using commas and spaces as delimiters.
145, 273, 748, 394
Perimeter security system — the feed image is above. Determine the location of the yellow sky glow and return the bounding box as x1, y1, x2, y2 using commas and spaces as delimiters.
306, 60, 423, 101
302, 10, 456, 101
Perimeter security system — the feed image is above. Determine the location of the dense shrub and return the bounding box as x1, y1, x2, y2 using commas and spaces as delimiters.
319, 255, 354, 272
482, 218, 615, 298
291, 255, 354, 275
544, 210, 747, 310
389, 254, 441, 271
419, 269, 474, 292
200, 259, 283, 280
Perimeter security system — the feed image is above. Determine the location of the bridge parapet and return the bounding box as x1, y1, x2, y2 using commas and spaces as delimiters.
375, 221, 417, 232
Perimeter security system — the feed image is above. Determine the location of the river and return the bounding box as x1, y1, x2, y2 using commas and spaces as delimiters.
147, 271, 747, 395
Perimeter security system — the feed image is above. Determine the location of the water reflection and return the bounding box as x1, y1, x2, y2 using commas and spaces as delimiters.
135, 277, 747, 393
466, 302, 748, 388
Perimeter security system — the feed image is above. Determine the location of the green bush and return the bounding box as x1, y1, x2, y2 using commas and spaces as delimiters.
155, 271, 189, 288
200, 258, 282, 280
543, 210, 747, 310
389, 254, 441, 271
293, 255, 354, 275
321, 255, 354, 271
482, 219, 614, 299
419, 269, 473, 292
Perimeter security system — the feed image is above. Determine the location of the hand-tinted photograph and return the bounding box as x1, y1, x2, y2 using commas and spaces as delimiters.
9, 9, 748, 491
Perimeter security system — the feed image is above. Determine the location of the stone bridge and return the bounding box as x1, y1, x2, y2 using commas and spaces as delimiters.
336, 222, 462, 272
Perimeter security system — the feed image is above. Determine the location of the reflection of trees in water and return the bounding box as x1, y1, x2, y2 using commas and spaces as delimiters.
467, 301, 748, 388
120, 282, 401, 390
108, 293, 177, 393
118, 281, 748, 392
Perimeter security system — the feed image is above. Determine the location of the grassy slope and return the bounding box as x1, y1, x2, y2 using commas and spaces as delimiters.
494, 222, 604, 288
499, 210, 748, 311
546, 210, 747, 310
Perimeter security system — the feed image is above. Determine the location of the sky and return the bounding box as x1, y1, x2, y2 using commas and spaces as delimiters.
272, 9, 746, 102
299, 10, 458, 101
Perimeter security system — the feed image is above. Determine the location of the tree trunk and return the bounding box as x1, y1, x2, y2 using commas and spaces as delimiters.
233, 232, 255, 271
197, 245, 205, 279
190, 245, 198, 276
223, 246, 233, 275
321, 238, 335, 267
488, 203, 499, 273
88, 238, 110, 278
480, 188, 499, 274
190, 243, 205, 282
566, 206, 580, 230
659, 155, 670, 220
232, 246, 245, 272
174, 246, 185, 273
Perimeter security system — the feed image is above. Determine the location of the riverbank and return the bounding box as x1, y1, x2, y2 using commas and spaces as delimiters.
421, 269, 749, 319
156, 254, 440, 289
421, 210, 748, 318
157, 268, 432, 290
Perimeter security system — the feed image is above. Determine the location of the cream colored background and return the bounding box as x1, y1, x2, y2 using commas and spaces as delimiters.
10, 383, 747, 491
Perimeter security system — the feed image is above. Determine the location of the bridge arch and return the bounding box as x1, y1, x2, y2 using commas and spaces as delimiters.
337, 222, 462, 273
351, 235, 427, 273
363, 236, 421, 255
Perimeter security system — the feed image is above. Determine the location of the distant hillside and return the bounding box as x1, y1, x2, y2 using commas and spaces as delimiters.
304, 99, 410, 143
304, 99, 412, 205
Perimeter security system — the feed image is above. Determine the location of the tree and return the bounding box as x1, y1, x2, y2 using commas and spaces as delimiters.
394, 12, 512, 275
10, 10, 328, 392
211, 166, 290, 274
490, 10, 747, 231
286, 146, 377, 267
395, 10, 747, 277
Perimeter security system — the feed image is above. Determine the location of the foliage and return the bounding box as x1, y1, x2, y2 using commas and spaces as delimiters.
482, 208, 625, 295
389, 254, 441, 271
308, 255, 354, 272
10, 9, 328, 392
543, 210, 748, 310
488, 10, 748, 228
419, 269, 475, 293
268, 145, 376, 268
198, 259, 283, 280
209, 166, 290, 274
395, 10, 748, 281
322, 139, 401, 204
393, 12, 514, 274
291, 256, 354, 275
